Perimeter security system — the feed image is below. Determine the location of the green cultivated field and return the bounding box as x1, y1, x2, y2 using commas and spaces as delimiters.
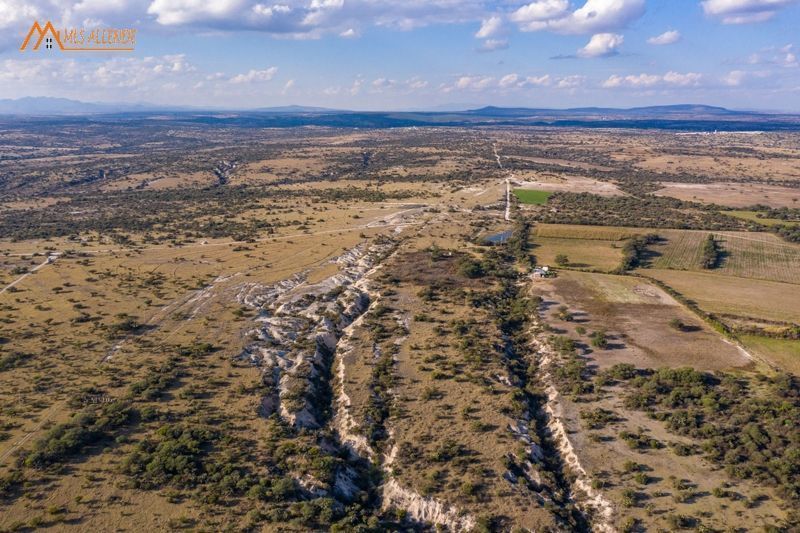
513, 189, 552, 205
740, 335, 800, 376
726, 210, 800, 227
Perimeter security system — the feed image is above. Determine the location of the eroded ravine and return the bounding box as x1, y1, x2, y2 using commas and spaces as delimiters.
237, 240, 395, 429
526, 293, 617, 532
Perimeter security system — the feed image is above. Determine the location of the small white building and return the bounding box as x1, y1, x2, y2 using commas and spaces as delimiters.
532, 266, 553, 280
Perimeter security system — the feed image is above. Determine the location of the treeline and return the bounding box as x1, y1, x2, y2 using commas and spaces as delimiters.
747, 205, 800, 222
506, 218, 535, 269
701, 234, 721, 269
533, 193, 751, 231
616, 233, 660, 272
775, 224, 800, 243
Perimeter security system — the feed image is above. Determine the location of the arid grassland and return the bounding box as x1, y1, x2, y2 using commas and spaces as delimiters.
0, 121, 798, 532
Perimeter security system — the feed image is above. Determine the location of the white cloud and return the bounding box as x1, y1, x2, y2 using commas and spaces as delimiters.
367, 77, 430, 92
229, 67, 278, 83
601, 74, 624, 88
702, 0, 799, 24
602, 71, 702, 88
0, 54, 218, 100
443, 72, 563, 92
510, 0, 569, 30
371, 77, 396, 90
455, 75, 494, 90
476, 15, 503, 38
148, 0, 245, 26
524, 74, 552, 86
556, 75, 585, 88
497, 73, 553, 88
724, 70, 747, 86
512, 0, 645, 34
252, 4, 292, 18
498, 73, 519, 88
647, 29, 681, 45
142, 0, 490, 37
0, 0, 39, 30
577, 32, 624, 57
662, 71, 702, 85
406, 77, 428, 90
478, 38, 509, 52
748, 44, 799, 67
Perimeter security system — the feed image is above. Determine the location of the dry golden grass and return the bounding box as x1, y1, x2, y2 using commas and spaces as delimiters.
534, 224, 645, 241
643, 268, 800, 324
531, 270, 750, 372
531, 237, 623, 272
655, 182, 800, 208
1, 127, 798, 531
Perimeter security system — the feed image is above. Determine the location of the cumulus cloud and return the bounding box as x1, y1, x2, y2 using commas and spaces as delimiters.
148, 0, 246, 26
702, 0, 799, 24
723, 69, 771, 86
370, 77, 430, 92
406, 77, 428, 90
454, 75, 495, 91
0, 0, 494, 43
371, 77, 398, 92
602, 71, 702, 88
577, 32, 624, 57
229, 67, 278, 83
556, 74, 586, 88
478, 38, 509, 52
0, 54, 210, 98
475, 15, 503, 38
498, 73, 519, 88
747, 44, 799, 67
724, 70, 747, 86
0, 0, 40, 31
443, 72, 568, 92
778, 44, 798, 66
143, 0, 488, 37
512, 0, 645, 34
647, 29, 681, 45
1, 0, 646, 45
510, 0, 569, 29
497, 73, 553, 88
662, 71, 703, 85
524, 74, 552, 86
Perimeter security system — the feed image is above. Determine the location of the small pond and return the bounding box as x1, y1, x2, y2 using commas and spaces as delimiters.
484, 230, 513, 244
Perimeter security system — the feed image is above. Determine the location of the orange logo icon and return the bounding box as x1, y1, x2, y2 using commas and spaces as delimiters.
20, 20, 136, 52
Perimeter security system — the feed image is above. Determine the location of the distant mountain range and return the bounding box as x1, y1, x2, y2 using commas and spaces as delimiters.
2, 97, 799, 132
0, 97, 189, 115
464, 104, 749, 118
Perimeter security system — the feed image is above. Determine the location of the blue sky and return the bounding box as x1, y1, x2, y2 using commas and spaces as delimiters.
2, 0, 800, 110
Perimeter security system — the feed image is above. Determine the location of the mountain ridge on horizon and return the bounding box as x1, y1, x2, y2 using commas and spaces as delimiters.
0, 96, 793, 117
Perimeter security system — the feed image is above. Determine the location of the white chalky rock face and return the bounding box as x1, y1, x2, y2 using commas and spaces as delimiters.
237, 241, 394, 429
530, 329, 617, 532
